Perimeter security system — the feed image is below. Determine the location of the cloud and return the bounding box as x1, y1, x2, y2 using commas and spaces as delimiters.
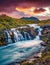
0, 0, 50, 13
36, 16, 50, 20
0, 0, 50, 20
33, 8, 46, 14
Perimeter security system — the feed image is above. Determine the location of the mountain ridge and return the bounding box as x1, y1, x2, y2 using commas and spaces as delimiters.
21, 17, 39, 21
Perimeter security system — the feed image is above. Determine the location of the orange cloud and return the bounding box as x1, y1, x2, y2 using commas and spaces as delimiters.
33, 8, 46, 14
16, 7, 35, 15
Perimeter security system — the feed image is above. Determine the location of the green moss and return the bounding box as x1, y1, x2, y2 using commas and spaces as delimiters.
22, 61, 28, 65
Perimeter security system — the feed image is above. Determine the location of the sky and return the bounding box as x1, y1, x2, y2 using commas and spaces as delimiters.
0, 0, 50, 20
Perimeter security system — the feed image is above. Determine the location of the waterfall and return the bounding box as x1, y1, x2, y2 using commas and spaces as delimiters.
13, 31, 19, 42
35, 27, 42, 40
36, 26, 42, 40
3, 29, 33, 44
3, 24, 42, 43
24, 32, 31, 40
27, 24, 42, 40
3, 30, 12, 44
13, 30, 31, 42
16, 30, 24, 41
10, 28, 33, 42
11, 30, 24, 42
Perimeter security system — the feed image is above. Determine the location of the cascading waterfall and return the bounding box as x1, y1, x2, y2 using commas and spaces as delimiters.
3, 29, 33, 43
3, 24, 42, 44
27, 24, 42, 40
16, 30, 24, 41
3, 30, 12, 44
23, 32, 31, 40
13, 31, 19, 42
36, 26, 42, 40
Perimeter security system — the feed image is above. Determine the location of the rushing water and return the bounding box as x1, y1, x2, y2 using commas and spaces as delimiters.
0, 24, 43, 65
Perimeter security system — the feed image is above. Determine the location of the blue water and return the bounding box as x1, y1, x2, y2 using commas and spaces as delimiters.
0, 39, 42, 65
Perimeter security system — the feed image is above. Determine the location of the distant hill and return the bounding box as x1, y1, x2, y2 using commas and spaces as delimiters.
0, 15, 38, 30
21, 17, 39, 21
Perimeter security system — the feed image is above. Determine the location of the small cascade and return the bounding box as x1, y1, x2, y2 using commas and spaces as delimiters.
24, 32, 31, 40
27, 24, 42, 40
16, 30, 24, 41
10, 30, 24, 42
38, 28, 42, 36
13, 31, 19, 42
3, 30, 12, 44
3, 29, 34, 44
13, 30, 32, 42
36, 27, 42, 40
10, 29, 33, 42
27, 33, 32, 40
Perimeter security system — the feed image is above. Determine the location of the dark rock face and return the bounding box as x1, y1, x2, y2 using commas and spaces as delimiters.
40, 25, 50, 43
20, 27, 36, 40
42, 25, 50, 30
35, 28, 39, 35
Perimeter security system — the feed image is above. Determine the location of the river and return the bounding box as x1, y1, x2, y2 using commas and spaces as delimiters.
0, 24, 43, 65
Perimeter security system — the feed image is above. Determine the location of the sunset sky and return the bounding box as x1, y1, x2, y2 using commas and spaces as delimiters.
0, 0, 50, 20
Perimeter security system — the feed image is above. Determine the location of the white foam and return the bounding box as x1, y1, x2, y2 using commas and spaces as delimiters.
17, 40, 42, 48
27, 24, 40, 29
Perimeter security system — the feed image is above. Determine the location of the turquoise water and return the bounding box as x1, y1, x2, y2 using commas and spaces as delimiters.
0, 40, 42, 65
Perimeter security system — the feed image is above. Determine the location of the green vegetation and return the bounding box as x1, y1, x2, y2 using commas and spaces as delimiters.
0, 14, 50, 30
22, 61, 28, 65
22, 61, 34, 65
38, 19, 50, 26
0, 14, 38, 30
40, 32, 50, 43
40, 36, 48, 43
